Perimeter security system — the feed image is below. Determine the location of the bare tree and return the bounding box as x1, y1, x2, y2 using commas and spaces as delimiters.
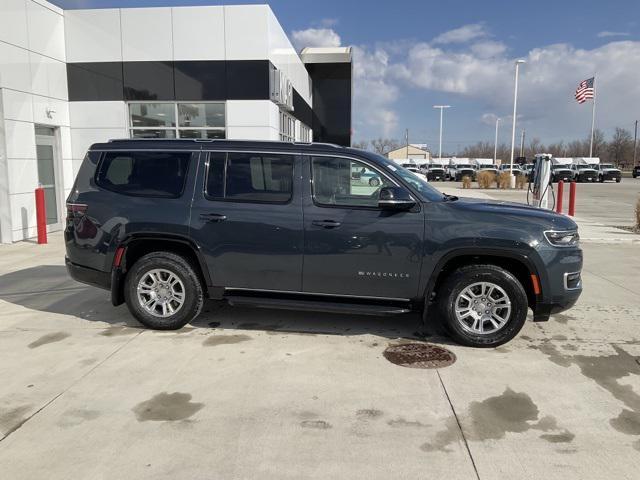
608, 127, 633, 167
591, 129, 607, 158
352, 140, 369, 151
370, 138, 400, 155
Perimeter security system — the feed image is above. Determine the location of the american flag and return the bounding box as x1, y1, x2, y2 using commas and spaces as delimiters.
575, 77, 595, 104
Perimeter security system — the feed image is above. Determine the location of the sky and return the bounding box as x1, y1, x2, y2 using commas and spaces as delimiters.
51, 0, 640, 152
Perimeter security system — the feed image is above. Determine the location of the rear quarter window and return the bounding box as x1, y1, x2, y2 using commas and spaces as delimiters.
95, 151, 191, 198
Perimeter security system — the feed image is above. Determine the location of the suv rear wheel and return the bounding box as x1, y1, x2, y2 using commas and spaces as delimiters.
438, 265, 528, 347
124, 252, 204, 330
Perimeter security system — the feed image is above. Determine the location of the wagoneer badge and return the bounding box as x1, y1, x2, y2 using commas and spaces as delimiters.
358, 271, 410, 278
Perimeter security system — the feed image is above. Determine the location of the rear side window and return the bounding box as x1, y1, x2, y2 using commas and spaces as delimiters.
96, 151, 191, 197
205, 152, 294, 203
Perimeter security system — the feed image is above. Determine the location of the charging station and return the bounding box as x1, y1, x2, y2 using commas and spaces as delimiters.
528, 154, 554, 210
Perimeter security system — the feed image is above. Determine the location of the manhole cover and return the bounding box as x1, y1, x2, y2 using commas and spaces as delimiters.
383, 343, 456, 369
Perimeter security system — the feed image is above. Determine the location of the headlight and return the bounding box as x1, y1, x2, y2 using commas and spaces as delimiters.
544, 230, 580, 247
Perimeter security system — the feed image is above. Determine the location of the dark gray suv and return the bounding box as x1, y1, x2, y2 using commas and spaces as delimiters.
65, 139, 582, 347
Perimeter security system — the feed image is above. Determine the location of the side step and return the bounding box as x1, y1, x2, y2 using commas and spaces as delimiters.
224, 295, 411, 316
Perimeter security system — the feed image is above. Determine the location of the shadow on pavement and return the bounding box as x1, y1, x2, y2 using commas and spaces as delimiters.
0, 265, 451, 343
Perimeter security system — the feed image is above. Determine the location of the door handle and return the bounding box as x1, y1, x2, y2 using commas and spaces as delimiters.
199, 213, 227, 223
312, 220, 341, 229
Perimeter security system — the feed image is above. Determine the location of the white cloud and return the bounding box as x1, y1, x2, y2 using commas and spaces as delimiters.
470, 40, 507, 58
352, 46, 399, 137
432, 23, 488, 44
317, 18, 339, 28
597, 31, 630, 38
290, 28, 341, 51
396, 39, 640, 138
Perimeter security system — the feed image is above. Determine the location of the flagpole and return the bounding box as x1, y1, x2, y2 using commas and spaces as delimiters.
589, 76, 597, 157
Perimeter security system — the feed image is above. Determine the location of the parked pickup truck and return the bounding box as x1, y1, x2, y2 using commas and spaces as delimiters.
595, 163, 622, 183
551, 164, 573, 183
65, 140, 582, 348
570, 164, 598, 182
425, 164, 447, 181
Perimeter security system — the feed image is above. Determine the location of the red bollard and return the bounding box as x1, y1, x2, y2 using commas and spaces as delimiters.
35, 186, 47, 244
568, 181, 576, 217
556, 181, 564, 214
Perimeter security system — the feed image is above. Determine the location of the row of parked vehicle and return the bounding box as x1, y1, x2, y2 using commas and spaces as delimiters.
396, 157, 624, 183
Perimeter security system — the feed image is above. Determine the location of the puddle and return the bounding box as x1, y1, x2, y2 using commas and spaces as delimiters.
28, 332, 70, 349
421, 388, 573, 452
133, 392, 204, 422
202, 334, 251, 347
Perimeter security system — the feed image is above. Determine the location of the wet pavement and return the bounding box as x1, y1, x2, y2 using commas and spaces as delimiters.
0, 234, 639, 479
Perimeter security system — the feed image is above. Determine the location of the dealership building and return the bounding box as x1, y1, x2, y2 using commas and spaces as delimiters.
0, 1, 352, 243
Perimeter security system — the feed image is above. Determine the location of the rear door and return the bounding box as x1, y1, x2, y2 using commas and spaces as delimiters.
301, 154, 424, 299
189, 150, 304, 291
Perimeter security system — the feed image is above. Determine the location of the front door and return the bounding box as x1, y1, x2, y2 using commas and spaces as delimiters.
190, 150, 304, 291
302, 155, 424, 299
35, 126, 61, 230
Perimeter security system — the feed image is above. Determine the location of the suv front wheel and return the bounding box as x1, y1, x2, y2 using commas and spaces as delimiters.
124, 251, 204, 330
438, 265, 528, 347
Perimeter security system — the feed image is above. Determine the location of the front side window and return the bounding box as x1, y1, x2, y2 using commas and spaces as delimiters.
311, 156, 393, 208
206, 152, 294, 203
96, 151, 191, 197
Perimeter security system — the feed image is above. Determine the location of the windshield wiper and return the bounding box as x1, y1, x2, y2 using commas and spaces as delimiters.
443, 194, 458, 202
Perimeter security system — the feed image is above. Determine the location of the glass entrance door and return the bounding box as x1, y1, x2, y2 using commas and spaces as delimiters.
35, 126, 59, 226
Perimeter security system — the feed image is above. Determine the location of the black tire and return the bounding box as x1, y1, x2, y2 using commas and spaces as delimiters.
124, 251, 204, 330
616, 177, 621, 183
437, 264, 528, 348
369, 177, 380, 187
599, 176, 604, 183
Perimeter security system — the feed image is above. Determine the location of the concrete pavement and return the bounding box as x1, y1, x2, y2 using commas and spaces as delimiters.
439, 181, 640, 244
0, 234, 639, 479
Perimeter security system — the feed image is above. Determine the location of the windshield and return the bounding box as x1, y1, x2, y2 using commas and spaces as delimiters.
601, 164, 614, 168
577, 165, 591, 169
553, 165, 570, 169
358, 151, 444, 201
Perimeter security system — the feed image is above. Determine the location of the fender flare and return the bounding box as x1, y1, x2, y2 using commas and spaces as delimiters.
110, 233, 213, 306
421, 246, 545, 305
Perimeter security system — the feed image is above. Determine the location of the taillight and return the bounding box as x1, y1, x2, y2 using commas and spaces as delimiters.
66, 203, 87, 220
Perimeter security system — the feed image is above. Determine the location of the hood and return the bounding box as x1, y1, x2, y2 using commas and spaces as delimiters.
447, 197, 578, 230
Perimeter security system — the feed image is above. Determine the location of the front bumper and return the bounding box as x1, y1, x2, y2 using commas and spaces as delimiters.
533, 246, 583, 321
427, 171, 445, 181
601, 172, 621, 181
578, 173, 597, 182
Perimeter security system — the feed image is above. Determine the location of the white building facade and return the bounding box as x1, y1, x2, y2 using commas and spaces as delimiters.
0, 1, 352, 243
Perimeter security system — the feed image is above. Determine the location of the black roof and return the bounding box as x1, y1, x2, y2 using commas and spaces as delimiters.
89, 138, 351, 154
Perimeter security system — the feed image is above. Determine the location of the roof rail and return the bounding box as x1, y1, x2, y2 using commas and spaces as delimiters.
106, 138, 344, 148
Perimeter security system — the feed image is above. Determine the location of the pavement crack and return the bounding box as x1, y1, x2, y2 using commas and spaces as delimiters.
0, 330, 145, 444
436, 370, 481, 480
582, 267, 640, 297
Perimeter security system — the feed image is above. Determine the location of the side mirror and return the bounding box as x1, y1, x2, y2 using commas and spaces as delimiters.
378, 186, 416, 211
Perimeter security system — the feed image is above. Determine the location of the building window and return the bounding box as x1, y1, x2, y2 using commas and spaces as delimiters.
129, 102, 225, 139
279, 110, 295, 142
299, 123, 311, 142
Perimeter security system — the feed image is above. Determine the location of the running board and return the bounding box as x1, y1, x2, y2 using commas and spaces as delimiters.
224, 295, 411, 315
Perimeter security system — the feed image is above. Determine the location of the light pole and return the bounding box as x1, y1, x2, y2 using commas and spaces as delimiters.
509, 59, 526, 188
494, 117, 500, 162
433, 105, 451, 159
